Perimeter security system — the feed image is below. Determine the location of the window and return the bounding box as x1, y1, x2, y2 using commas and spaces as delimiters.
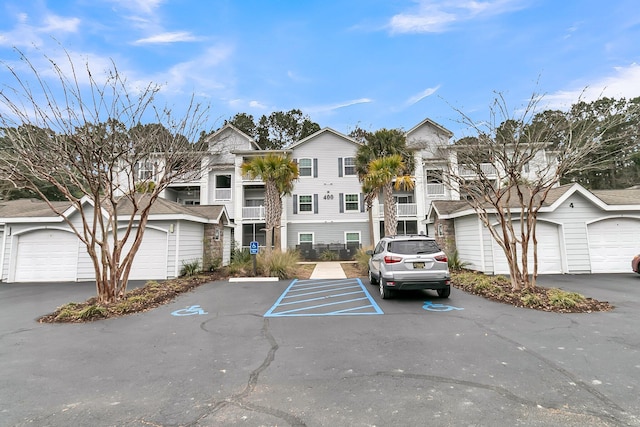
299, 233, 314, 244
345, 232, 360, 245
345, 194, 360, 211
137, 161, 154, 180
298, 195, 313, 212
343, 157, 356, 176
299, 158, 313, 177
214, 174, 232, 200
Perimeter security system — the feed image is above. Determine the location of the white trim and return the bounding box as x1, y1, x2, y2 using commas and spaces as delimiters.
297, 158, 314, 178
344, 231, 361, 244
298, 232, 314, 244
344, 193, 360, 212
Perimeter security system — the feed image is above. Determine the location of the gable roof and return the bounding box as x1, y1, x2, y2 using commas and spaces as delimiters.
288, 127, 362, 150
207, 123, 262, 151
0, 196, 231, 225
405, 117, 453, 139
427, 183, 640, 222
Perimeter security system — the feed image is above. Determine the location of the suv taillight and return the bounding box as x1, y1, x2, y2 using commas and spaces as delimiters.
435, 254, 448, 263
384, 255, 402, 264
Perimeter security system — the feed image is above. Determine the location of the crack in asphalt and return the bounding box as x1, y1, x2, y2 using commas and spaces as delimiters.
187, 318, 307, 427
477, 323, 640, 427
375, 370, 632, 426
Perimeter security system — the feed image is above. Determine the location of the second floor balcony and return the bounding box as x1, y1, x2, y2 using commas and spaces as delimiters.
458, 163, 498, 179
378, 203, 418, 218
242, 205, 265, 221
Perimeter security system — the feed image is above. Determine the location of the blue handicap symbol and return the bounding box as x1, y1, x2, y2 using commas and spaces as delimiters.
423, 301, 464, 312
171, 305, 208, 316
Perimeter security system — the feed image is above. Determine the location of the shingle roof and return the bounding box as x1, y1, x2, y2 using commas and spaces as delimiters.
0, 199, 71, 218
590, 188, 640, 205
0, 196, 228, 222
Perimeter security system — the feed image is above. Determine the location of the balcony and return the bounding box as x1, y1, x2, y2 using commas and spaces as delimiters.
378, 203, 417, 218
425, 183, 445, 197
214, 188, 232, 201
242, 206, 265, 220
459, 163, 498, 179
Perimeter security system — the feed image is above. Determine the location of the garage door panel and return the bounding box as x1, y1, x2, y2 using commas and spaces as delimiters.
492, 222, 562, 274
118, 228, 168, 280
14, 230, 79, 282
588, 218, 640, 273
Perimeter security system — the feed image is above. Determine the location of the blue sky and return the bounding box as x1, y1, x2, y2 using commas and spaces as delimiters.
1, 0, 639, 139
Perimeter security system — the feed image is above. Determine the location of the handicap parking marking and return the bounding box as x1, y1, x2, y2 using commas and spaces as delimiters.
422, 301, 464, 312
264, 278, 384, 317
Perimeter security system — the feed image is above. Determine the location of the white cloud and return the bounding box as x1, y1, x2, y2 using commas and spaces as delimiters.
134, 31, 201, 45
305, 98, 373, 114
388, 0, 527, 34
249, 100, 268, 109
0, 12, 80, 48
543, 63, 640, 110
108, 0, 165, 15
406, 85, 441, 106
42, 14, 81, 32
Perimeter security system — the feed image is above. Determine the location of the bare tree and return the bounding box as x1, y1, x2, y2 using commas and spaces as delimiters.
444, 91, 637, 290
0, 49, 208, 303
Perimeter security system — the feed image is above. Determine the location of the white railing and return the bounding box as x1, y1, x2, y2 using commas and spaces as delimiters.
378, 203, 417, 218
426, 183, 445, 197
173, 170, 201, 183
242, 206, 265, 220
459, 163, 497, 178
242, 174, 264, 183
214, 188, 232, 201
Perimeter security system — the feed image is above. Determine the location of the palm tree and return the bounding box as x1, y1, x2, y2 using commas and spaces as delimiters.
363, 154, 415, 237
355, 128, 415, 243
241, 154, 298, 251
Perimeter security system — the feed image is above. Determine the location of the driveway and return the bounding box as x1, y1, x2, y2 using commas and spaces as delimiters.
1, 274, 639, 426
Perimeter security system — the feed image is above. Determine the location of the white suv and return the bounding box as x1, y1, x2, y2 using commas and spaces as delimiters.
367, 235, 451, 299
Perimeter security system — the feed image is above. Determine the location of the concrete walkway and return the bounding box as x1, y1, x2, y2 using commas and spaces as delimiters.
309, 262, 347, 279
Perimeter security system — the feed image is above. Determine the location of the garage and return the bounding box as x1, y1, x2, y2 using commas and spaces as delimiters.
492, 221, 563, 274
121, 227, 168, 280
588, 217, 640, 273
14, 229, 79, 282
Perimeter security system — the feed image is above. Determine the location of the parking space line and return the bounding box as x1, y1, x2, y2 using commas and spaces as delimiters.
264, 278, 384, 317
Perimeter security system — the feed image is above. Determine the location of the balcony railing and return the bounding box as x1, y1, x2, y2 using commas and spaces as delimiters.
378, 203, 417, 218
214, 188, 232, 201
242, 206, 265, 220
425, 183, 445, 197
459, 163, 498, 178
172, 170, 202, 183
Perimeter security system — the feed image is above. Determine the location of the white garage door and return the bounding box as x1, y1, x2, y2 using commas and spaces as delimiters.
121, 228, 168, 280
588, 218, 640, 273
492, 221, 563, 274
14, 229, 79, 282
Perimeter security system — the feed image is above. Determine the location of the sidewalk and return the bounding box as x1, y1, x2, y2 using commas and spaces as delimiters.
309, 262, 347, 279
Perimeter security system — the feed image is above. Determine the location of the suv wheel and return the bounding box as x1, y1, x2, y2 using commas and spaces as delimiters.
368, 269, 378, 286
380, 279, 392, 299
437, 286, 451, 298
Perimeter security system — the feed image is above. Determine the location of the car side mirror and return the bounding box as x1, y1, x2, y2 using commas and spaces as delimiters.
365, 250, 373, 256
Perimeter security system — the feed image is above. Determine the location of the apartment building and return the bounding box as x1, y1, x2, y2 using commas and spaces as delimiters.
160, 117, 457, 258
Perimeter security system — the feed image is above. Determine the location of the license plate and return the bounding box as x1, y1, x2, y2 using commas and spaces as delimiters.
413, 262, 425, 269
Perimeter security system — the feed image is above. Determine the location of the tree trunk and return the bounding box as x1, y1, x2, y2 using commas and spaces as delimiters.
264, 180, 278, 252
383, 183, 397, 236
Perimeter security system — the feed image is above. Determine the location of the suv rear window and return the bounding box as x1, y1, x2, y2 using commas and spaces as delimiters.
388, 240, 440, 255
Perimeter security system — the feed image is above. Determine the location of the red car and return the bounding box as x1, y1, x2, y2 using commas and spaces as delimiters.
633, 255, 640, 274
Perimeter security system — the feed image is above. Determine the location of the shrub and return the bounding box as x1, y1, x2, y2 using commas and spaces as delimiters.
520, 292, 542, 307
180, 259, 202, 277
78, 304, 108, 320
319, 249, 338, 261
258, 250, 300, 279
447, 249, 469, 271
547, 289, 586, 308
354, 246, 372, 273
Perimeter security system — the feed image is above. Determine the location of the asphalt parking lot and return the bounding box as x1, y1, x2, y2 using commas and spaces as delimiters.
1, 273, 640, 427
